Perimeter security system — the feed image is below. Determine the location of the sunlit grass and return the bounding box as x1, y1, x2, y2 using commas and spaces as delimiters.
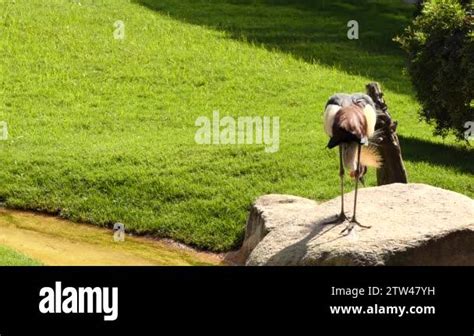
0, 245, 41, 266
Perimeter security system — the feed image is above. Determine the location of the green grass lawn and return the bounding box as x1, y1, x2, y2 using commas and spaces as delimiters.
0, 0, 472, 251
0, 245, 41, 266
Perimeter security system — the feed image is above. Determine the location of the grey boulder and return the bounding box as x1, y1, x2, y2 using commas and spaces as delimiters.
243, 183, 474, 266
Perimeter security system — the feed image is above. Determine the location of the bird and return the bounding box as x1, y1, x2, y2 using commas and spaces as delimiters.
323, 93, 382, 234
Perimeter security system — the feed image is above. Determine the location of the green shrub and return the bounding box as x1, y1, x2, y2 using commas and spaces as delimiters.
396, 0, 473, 140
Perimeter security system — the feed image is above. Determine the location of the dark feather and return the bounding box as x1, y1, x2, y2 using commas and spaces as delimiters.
328, 105, 368, 148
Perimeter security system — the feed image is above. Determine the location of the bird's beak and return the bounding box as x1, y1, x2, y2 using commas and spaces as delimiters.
349, 170, 365, 185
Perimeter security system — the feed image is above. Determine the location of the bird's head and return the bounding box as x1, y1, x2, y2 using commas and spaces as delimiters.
342, 143, 368, 182
350, 165, 367, 185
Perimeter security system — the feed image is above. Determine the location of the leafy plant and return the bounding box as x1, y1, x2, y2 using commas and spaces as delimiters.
395, 0, 473, 140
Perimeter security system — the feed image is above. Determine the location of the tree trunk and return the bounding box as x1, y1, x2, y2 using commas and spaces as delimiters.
365, 82, 408, 185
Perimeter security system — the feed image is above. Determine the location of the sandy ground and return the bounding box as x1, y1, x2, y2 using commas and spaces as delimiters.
0, 209, 226, 266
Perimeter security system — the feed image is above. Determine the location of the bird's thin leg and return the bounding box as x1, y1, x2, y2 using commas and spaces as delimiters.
352, 144, 362, 222
323, 146, 349, 225
341, 144, 371, 234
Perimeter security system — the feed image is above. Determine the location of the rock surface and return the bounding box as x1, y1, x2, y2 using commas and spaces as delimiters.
243, 184, 474, 266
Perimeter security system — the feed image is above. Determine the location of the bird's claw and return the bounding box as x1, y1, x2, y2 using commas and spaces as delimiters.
340, 218, 371, 235
323, 212, 349, 225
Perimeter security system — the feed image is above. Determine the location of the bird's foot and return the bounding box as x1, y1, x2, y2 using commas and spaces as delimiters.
340, 218, 371, 235
323, 212, 349, 225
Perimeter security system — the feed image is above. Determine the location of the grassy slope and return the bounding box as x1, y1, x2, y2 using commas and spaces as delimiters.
0, 245, 41, 266
0, 0, 472, 251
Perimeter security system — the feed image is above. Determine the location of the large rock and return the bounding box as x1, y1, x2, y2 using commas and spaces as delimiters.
243, 184, 474, 266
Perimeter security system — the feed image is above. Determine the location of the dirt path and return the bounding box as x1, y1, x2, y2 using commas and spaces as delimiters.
0, 209, 225, 266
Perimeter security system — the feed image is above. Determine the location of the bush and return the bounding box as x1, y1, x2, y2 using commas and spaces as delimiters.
395, 0, 473, 140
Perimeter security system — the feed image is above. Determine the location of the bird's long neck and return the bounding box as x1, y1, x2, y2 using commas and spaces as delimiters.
341, 142, 359, 172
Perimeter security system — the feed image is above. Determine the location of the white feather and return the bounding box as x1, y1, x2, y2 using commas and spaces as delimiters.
363, 104, 376, 137
323, 104, 341, 137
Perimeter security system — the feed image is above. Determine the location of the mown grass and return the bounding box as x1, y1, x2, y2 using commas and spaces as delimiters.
0, 245, 41, 266
0, 0, 472, 251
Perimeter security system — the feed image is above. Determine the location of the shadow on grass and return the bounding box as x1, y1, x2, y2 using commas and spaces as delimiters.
399, 136, 474, 175
135, 0, 415, 94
